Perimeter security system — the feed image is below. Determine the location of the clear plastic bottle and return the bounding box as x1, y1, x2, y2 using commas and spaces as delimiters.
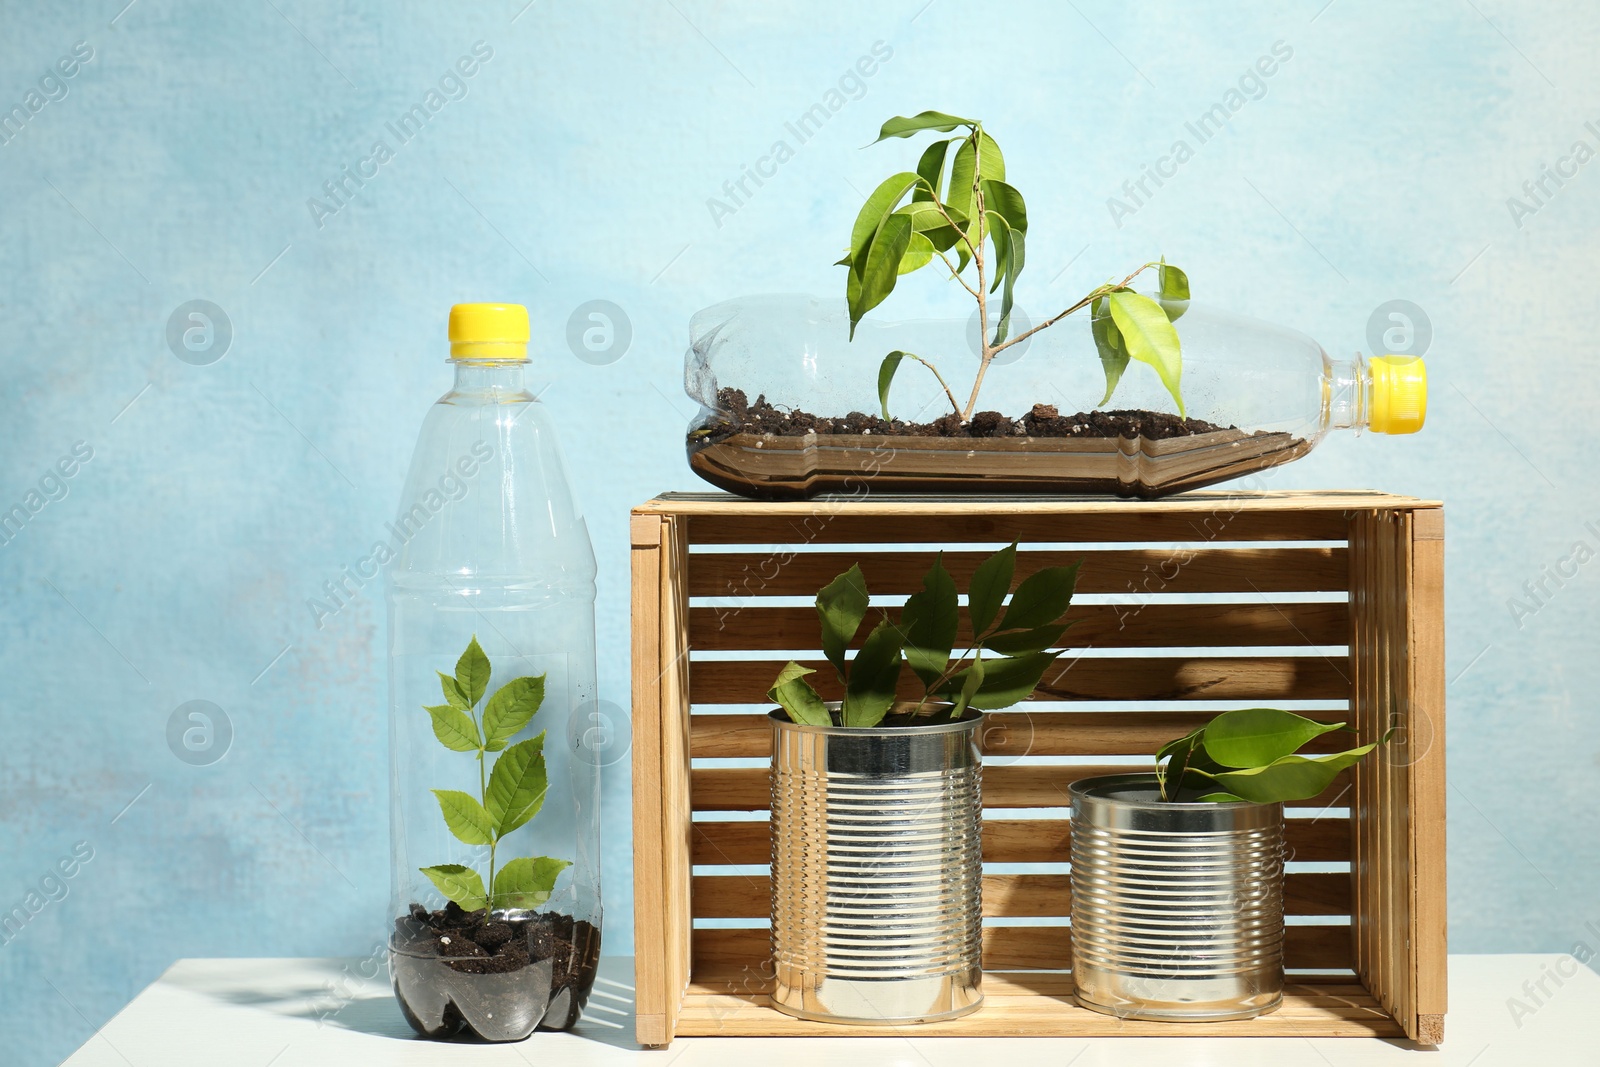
684, 294, 1427, 498
385, 303, 601, 1040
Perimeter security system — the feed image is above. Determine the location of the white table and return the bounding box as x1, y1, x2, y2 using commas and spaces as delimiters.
61, 955, 1599, 1065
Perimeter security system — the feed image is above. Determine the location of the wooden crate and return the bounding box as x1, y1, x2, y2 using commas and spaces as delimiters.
630, 491, 1446, 1046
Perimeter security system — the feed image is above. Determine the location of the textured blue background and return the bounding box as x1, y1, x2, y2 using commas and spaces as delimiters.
3, 1, 1598, 1063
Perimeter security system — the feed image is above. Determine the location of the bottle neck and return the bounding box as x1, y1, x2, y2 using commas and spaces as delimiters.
1324, 355, 1372, 433
449, 359, 529, 398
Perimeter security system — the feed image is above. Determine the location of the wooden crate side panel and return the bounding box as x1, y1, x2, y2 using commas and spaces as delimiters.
628, 514, 669, 1046
659, 516, 693, 1037
1351, 508, 1444, 1043
1410, 507, 1448, 1039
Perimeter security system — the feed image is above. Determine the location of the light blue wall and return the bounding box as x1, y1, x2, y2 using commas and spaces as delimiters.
3, 1, 1596, 1062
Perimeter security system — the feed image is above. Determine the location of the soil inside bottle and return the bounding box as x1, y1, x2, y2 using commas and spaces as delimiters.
391, 902, 601, 1041
687, 388, 1310, 499
701, 387, 1231, 440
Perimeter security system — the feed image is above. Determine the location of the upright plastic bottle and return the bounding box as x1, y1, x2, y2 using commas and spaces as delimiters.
385, 303, 600, 1040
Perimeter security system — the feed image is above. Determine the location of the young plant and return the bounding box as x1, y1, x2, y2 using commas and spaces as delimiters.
843, 110, 1192, 423
418, 635, 570, 912
1155, 707, 1390, 803
769, 544, 1078, 727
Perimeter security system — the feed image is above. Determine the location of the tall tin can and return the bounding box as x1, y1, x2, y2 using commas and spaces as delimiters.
1069, 773, 1285, 1021
768, 706, 984, 1024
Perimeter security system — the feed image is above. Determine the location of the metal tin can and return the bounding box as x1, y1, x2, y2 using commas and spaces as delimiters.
768, 705, 984, 1024
1069, 773, 1285, 1021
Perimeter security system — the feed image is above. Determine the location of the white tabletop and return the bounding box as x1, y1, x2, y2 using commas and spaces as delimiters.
61, 955, 1599, 1065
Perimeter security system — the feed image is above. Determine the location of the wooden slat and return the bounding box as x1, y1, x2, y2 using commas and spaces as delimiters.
671, 987, 1401, 1037
690, 815, 1352, 865
690, 923, 1352, 972
629, 513, 669, 1047
639, 490, 1435, 517
690, 871, 1349, 918
685, 509, 1351, 546
689, 601, 1349, 652
692, 763, 1352, 812
688, 546, 1351, 598
690, 709, 1353, 759
684, 508, 1350, 547
690, 655, 1352, 704
687, 967, 1373, 998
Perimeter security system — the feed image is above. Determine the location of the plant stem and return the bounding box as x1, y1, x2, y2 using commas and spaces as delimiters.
476, 702, 495, 909
905, 353, 963, 418
961, 130, 991, 423
991, 261, 1160, 357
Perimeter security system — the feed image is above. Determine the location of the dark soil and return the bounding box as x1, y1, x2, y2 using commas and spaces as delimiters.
391, 902, 601, 1041
700, 387, 1231, 441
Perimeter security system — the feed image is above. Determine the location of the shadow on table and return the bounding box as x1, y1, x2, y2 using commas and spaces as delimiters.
167, 957, 641, 1049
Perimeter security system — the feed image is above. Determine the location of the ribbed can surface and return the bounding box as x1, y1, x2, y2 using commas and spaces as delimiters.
1069, 774, 1286, 1021
768, 708, 984, 1024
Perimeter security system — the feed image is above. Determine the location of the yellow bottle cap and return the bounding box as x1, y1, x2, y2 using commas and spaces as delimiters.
448, 303, 529, 360
1369, 355, 1427, 434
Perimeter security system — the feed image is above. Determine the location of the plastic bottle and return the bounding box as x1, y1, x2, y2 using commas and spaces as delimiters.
683, 294, 1428, 498
385, 303, 601, 1040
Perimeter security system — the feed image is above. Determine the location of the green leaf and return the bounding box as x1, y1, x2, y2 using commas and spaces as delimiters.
987, 216, 1024, 345
999, 562, 1079, 632
946, 131, 1005, 206
872, 110, 978, 142
419, 864, 487, 911
438, 671, 469, 710
979, 179, 1028, 234
1158, 257, 1190, 321
895, 201, 961, 232
768, 661, 832, 727
425, 704, 481, 753
912, 139, 951, 202
492, 856, 571, 909
1091, 296, 1129, 407
1201, 708, 1348, 769
899, 555, 958, 688
900, 231, 935, 275
984, 622, 1068, 656
485, 734, 549, 837
878, 352, 905, 421
847, 171, 922, 268
432, 789, 494, 846
816, 564, 870, 682
1107, 290, 1185, 417
455, 635, 491, 707
854, 211, 914, 333
1211, 743, 1382, 804
967, 651, 1058, 711
985, 210, 1011, 295
482, 675, 546, 751
946, 131, 1004, 269
1198, 792, 1249, 803
967, 543, 1017, 635
842, 617, 904, 728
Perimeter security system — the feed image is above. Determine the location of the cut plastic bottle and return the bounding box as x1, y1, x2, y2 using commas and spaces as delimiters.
385, 303, 601, 1040
683, 294, 1427, 498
